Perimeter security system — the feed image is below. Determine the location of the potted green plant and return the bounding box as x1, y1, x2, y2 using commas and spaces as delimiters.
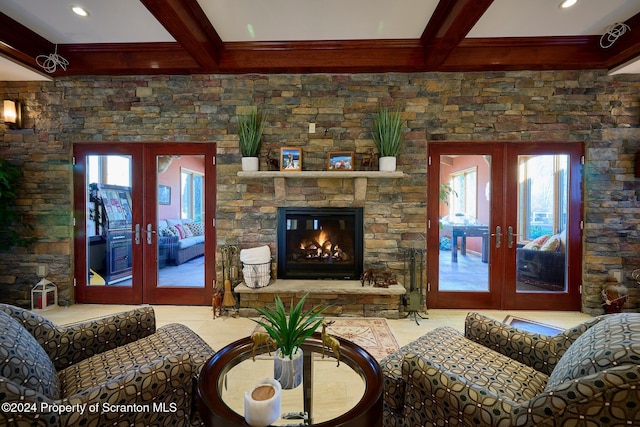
253, 293, 328, 389
372, 105, 403, 171
237, 107, 267, 171
0, 159, 35, 250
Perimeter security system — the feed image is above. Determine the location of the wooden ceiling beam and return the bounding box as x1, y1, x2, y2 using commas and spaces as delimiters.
140, 0, 223, 68
218, 40, 426, 74
0, 12, 55, 74
421, 0, 495, 66
55, 43, 200, 76
440, 36, 606, 71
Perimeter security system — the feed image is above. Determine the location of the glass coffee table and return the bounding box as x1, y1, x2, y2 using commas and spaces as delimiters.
197, 332, 383, 427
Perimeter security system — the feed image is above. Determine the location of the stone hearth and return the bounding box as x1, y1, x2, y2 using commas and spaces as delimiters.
234, 280, 406, 319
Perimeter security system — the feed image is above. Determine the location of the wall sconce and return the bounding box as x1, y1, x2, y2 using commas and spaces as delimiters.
3, 100, 23, 129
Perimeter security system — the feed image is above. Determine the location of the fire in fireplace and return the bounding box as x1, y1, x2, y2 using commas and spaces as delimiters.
277, 207, 363, 279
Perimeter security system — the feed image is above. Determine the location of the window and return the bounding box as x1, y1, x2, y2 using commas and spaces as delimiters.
450, 167, 477, 218
88, 155, 131, 187
518, 155, 568, 241
181, 168, 204, 222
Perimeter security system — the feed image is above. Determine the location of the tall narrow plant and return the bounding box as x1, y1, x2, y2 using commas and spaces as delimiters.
0, 159, 34, 250
372, 105, 403, 157
253, 293, 328, 359
237, 107, 266, 157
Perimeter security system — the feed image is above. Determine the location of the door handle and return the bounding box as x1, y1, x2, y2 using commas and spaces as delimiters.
134, 224, 141, 245
491, 225, 502, 248
507, 226, 521, 249
146, 223, 156, 245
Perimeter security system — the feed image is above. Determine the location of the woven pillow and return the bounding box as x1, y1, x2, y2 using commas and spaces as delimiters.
162, 225, 180, 237
540, 235, 560, 251
0, 310, 59, 399
523, 235, 549, 250
186, 222, 204, 236
546, 312, 640, 390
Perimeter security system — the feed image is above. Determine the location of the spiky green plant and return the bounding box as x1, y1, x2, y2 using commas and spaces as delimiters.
237, 107, 266, 157
253, 293, 329, 359
372, 105, 403, 157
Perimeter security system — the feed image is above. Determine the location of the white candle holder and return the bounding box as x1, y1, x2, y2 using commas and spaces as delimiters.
244, 377, 281, 427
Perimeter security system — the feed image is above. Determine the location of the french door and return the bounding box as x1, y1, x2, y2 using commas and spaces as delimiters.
427, 142, 582, 310
73, 143, 216, 305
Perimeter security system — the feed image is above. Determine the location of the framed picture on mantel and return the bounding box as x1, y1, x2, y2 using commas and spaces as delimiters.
327, 151, 354, 171
280, 147, 302, 171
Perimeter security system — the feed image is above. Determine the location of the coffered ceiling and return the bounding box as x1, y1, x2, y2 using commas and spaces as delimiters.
1, 0, 640, 81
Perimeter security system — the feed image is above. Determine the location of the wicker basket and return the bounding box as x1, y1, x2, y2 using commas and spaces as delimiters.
242, 262, 271, 288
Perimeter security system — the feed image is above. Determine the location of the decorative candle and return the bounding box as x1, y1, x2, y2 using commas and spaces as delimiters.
244, 378, 281, 427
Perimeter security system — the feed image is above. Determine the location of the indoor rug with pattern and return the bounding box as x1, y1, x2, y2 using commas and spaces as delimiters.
253, 317, 400, 361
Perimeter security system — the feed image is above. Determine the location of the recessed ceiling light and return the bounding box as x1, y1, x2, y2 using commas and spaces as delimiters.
560, 0, 578, 8
70, 5, 90, 17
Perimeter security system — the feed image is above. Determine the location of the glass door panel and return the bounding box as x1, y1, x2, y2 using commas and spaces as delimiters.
86, 155, 134, 287
515, 155, 569, 293
438, 155, 490, 292
156, 155, 205, 289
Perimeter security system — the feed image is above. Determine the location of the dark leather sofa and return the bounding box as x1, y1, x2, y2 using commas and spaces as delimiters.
516, 246, 565, 290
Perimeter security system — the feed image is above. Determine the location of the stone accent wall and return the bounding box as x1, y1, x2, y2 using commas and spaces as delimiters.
1, 71, 639, 314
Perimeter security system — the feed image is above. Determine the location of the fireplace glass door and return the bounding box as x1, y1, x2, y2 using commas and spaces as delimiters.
277, 207, 363, 280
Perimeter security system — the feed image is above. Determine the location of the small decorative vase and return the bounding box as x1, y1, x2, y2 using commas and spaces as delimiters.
274, 348, 303, 389
244, 378, 281, 427
378, 156, 397, 172
242, 157, 259, 171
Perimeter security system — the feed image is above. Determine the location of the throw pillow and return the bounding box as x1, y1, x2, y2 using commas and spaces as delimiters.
186, 222, 204, 236
523, 235, 549, 250
182, 224, 194, 237
174, 224, 186, 239
160, 226, 179, 237
0, 310, 60, 399
540, 235, 560, 251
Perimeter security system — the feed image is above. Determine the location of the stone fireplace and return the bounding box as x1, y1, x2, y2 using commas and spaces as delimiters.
277, 207, 363, 280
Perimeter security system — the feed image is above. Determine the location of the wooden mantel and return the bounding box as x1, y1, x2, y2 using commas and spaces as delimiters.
237, 170, 406, 201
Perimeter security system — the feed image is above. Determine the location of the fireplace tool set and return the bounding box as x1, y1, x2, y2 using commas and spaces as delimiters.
403, 248, 428, 324
218, 245, 240, 315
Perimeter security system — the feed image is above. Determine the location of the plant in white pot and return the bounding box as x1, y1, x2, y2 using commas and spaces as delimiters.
372, 105, 404, 171
238, 107, 267, 171
252, 293, 328, 389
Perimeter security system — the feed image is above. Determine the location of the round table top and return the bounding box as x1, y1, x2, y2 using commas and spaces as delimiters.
197, 332, 383, 427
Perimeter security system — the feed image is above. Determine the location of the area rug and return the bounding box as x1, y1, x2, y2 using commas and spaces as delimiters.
504, 315, 564, 336
252, 317, 400, 361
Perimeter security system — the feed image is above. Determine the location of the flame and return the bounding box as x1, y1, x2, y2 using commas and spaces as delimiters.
317, 230, 329, 246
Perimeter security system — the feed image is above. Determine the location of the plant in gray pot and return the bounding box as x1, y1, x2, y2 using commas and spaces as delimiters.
372, 105, 403, 171
252, 293, 328, 389
237, 107, 267, 171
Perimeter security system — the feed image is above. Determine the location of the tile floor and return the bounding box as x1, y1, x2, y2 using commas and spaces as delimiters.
40, 304, 593, 351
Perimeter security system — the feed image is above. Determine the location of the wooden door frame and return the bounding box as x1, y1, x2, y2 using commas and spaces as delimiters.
427, 141, 583, 310
427, 142, 504, 309
73, 142, 216, 305
73, 143, 144, 304
501, 142, 583, 310
142, 143, 216, 305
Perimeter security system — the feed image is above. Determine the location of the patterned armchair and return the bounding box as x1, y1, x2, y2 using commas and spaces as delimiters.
0, 304, 214, 427
381, 312, 640, 427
